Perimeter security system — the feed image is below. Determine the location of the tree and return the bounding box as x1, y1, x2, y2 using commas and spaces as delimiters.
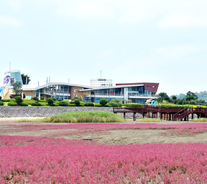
21, 74, 31, 85
12, 82, 22, 95
186, 91, 198, 100
171, 95, 177, 100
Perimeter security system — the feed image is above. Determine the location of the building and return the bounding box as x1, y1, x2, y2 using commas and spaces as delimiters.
82, 82, 159, 104
90, 79, 113, 87
0, 70, 159, 104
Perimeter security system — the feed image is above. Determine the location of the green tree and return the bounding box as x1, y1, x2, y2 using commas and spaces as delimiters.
186, 91, 198, 100
21, 74, 31, 85
12, 82, 22, 95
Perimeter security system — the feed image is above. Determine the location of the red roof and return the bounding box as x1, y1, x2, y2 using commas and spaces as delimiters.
116, 82, 159, 93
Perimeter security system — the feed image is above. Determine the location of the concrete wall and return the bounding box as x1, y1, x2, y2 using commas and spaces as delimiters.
0, 106, 141, 118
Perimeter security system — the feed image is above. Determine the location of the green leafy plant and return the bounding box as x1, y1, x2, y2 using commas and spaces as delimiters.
46, 98, 54, 106
100, 98, 108, 106
15, 96, 23, 105
74, 99, 80, 106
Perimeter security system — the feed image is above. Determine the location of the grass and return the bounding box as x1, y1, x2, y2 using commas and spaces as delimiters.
139, 118, 162, 122
19, 111, 124, 123
191, 118, 207, 122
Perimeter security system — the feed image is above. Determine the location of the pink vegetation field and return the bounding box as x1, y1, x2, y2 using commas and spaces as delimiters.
1, 123, 207, 183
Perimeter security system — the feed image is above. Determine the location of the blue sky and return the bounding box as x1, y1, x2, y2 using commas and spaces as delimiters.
0, 0, 207, 95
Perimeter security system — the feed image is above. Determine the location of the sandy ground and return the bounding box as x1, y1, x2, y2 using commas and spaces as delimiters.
1, 119, 207, 144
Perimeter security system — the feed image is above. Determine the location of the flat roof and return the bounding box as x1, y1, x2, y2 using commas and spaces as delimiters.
22, 82, 94, 91
80, 84, 144, 92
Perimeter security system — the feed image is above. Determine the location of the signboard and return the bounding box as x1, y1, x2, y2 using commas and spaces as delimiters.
124, 88, 128, 101
25, 96, 32, 100
3, 74, 10, 86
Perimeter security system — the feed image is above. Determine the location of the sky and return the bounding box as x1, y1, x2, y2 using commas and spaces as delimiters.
0, 0, 207, 96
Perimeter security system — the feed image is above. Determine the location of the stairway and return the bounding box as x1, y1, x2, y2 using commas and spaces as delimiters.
0, 87, 9, 99
172, 108, 190, 121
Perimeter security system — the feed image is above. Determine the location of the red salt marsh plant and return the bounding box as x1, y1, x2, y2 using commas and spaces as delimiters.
1, 137, 207, 183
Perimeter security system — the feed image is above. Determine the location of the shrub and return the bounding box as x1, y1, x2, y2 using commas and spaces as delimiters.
2, 99, 10, 102
31, 102, 41, 106
59, 101, 69, 106
85, 102, 94, 106
15, 96, 23, 105
104, 103, 112, 107
39, 100, 47, 102
74, 99, 80, 106
46, 98, 54, 106
95, 103, 102, 107
8, 102, 18, 106
32, 97, 39, 101
0, 101, 3, 106
0, 96, 1, 100
52, 98, 57, 102
72, 96, 82, 101
108, 102, 118, 107
19, 102, 28, 106
58, 99, 62, 101
10, 99, 16, 102
69, 104, 76, 106
100, 98, 108, 106
125, 103, 142, 107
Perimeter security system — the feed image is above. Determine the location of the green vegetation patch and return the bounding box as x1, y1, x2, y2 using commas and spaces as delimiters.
139, 118, 162, 122
20, 111, 124, 123
50, 111, 124, 123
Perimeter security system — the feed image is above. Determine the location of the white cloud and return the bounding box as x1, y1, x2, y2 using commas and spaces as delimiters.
0, 15, 22, 26
10, 0, 207, 29
158, 13, 207, 29
99, 50, 116, 58
7, 0, 21, 10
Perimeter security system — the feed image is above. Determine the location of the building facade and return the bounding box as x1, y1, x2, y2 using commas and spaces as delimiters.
82, 83, 159, 104
90, 79, 113, 87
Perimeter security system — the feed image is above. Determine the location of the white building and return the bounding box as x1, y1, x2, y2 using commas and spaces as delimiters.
90, 78, 113, 87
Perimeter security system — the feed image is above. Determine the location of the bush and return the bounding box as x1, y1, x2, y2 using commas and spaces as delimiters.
100, 98, 108, 106
15, 96, 23, 105
32, 97, 39, 101
72, 96, 82, 101
52, 98, 57, 102
8, 102, 18, 106
74, 99, 80, 106
2, 99, 10, 102
95, 103, 102, 107
0, 97, 1, 101
108, 102, 118, 107
125, 103, 142, 107
59, 101, 69, 106
58, 99, 62, 101
46, 98, 54, 106
19, 102, 28, 106
69, 104, 76, 106
0, 101, 3, 106
104, 103, 112, 107
31, 102, 41, 106
39, 100, 47, 102
85, 102, 94, 106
